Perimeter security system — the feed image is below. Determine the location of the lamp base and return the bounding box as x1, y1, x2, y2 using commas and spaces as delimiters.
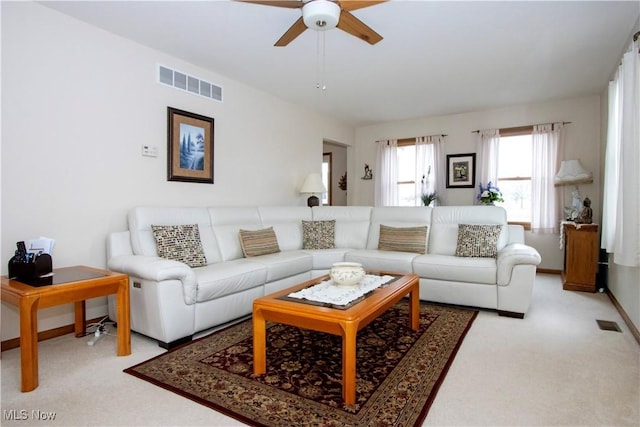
307, 195, 320, 207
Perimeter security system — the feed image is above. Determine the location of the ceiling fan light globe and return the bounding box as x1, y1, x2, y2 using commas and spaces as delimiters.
302, 0, 340, 31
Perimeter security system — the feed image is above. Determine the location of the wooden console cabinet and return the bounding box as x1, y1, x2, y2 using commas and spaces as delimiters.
562, 223, 599, 292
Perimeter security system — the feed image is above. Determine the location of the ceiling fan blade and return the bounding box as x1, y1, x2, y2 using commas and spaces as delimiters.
235, 0, 302, 8
338, 0, 387, 12
275, 17, 307, 46
337, 10, 383, 45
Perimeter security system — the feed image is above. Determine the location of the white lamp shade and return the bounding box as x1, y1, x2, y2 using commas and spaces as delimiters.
300, 173, 326, 194
302, 0, 340, 31
555, 159, 593, 185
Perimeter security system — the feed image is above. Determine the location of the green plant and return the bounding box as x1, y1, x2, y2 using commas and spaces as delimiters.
421, 192, 437, 207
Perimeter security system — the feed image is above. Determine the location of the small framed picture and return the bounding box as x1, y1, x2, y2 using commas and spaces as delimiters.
167, 107, 214, 184
446, 153, 476, 188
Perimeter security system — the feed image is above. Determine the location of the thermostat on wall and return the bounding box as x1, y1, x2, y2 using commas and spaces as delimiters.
142, 145, 158, 157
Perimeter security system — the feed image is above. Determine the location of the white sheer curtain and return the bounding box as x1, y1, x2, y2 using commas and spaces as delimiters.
415, 135, 446, 206
602, 35, 640, 267
531, 123, 562, 234
476, 129, 500, 192
374, 139, 398, 206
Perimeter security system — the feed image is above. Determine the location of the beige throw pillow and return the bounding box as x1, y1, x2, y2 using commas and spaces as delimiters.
378, 225, 428, 254
239, 227, 281, 257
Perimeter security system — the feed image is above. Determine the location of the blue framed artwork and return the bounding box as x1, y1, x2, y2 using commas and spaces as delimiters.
167, 107, 214, 184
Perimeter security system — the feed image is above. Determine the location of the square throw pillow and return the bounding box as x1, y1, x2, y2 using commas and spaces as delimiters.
302, 220, 336, 250
378, 224, 428, 254
455, 224, 503, 258
239, 227, 281, 257
151, 224, 207, 267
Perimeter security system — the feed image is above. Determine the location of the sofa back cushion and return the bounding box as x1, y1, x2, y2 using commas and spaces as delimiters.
208, 207, 263, 261
258, 206, 312, 251
311, 206, 372, 249
128, 207, 221, 263
429, 206, 508, 256
367, 207, 432, 250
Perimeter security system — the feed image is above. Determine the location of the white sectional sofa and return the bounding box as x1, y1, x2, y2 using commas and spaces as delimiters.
107, 205, 541, 348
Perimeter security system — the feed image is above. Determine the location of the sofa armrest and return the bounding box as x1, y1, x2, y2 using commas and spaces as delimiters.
108, 255, 198, 305
496, 243, 541, 286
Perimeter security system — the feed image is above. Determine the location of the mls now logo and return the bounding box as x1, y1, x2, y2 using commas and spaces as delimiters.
3, 409, 57, 421
3, 410, 28, 420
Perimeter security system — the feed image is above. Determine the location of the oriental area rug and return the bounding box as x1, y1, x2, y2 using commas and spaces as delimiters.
124, 301, 478, 427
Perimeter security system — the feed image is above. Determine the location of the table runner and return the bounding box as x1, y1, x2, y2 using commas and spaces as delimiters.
287, 274, 395, 306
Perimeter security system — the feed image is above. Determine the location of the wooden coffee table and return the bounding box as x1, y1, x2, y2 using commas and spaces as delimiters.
252, 272, 419, 405
1, 265, 130, 392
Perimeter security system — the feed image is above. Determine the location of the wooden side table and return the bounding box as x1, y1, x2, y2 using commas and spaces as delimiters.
562, 223, 599, 292
1, 265, 130, 392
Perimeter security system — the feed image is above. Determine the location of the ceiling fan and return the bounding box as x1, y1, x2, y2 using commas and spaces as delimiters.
236, 0, 387, 46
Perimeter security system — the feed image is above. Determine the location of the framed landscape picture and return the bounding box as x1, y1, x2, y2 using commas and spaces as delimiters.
167, 107, 214, 184
446, 153, 475, 188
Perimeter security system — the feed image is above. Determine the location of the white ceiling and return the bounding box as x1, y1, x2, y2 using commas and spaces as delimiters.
42, 1, 639, 126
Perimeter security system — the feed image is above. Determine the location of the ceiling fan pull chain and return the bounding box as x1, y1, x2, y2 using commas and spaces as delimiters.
321, 31, 327, 91
316, 31, 321, 89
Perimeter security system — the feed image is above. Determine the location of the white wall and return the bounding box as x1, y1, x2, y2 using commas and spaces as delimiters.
351, 96, 602, 271
0, 2, 354, 340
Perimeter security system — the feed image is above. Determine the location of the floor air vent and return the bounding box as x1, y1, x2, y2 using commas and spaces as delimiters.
158, 65, 223, 102
596, 320, 622, 332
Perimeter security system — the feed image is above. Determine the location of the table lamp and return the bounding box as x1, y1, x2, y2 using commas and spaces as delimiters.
300, 173, 326, 207
554, 159, 593, 220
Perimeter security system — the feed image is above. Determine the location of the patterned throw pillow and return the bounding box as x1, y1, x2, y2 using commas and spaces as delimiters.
239, 227, 281, 257
151, 224, 207, 267
378, 224, 428, 254
455, 224, 503, 258
302, 220, 336, 250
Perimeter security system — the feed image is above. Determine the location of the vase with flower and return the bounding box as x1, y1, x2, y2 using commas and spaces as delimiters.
420, 167, 437, 207
477, 181, 504, 205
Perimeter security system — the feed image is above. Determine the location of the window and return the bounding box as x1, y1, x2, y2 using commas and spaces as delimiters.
396, 140, 437, 206
375, 136, 443, 207
397, 143, 418, 206
497, 129, 533, 225
322, 153, 332, 205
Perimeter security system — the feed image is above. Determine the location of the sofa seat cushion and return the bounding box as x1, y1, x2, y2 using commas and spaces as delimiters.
303, 248, 352, 270
412, 254, 497, 285
249, 250, 313, 282
194, 259, 267, 302
345, 249, 418, 274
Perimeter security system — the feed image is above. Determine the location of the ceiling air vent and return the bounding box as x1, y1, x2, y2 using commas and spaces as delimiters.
158, 65, 223, 102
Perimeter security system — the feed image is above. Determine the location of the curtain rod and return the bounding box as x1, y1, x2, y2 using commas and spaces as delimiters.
376, 134, 447, 143
471, 121, 572, 133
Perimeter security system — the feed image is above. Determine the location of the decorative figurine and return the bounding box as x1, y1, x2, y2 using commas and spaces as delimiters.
575, 196, 593, 224
362, 164, 373, 180
338, 172, 347, 190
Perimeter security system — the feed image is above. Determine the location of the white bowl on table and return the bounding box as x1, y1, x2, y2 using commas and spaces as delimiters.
330, 262, 365, 286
